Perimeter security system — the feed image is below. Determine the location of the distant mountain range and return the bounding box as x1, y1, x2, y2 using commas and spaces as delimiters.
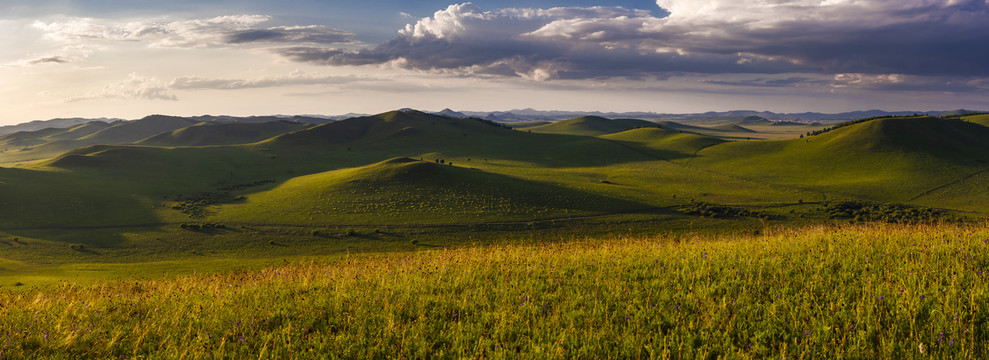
446, 108, 985, 123
4, 109, 983, 136
0, 117, 122, 136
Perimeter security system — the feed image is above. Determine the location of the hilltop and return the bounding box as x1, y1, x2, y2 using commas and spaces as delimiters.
527, 116, 657, 136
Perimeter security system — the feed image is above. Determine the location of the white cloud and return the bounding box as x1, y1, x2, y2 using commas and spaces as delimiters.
32, 15, 353, 49
831, 73, 989, 92
69, 73, 176, 102
169, 71, 370, 90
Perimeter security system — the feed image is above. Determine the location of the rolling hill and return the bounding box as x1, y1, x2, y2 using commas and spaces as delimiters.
0, 110, 987, 265
137, 120, 312, 147
218, 157, 647, 224
963, 114, 989, 128
599, 128, 727, 160
527, 116, 657, 136
689, 116, 989, 207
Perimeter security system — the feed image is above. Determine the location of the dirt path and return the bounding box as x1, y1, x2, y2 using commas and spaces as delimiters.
907, 169, 989, 202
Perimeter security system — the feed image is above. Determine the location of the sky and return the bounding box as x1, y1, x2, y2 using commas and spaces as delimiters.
1, 0, 987, 124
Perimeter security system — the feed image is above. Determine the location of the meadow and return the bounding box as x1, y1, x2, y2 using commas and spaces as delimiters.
1, 223, 986, 359
1, 111, 988, 358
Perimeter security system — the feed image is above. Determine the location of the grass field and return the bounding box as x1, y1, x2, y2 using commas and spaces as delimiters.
1, 223, 986, 359
0, 111, 987, 357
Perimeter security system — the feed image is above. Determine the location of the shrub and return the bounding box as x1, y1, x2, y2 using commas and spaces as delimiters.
822, 201, 947, 223
677, 202, 775, 219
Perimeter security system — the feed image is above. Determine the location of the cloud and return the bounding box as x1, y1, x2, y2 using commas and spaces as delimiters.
169, 71, 369, 90
33, 15, 354, 49
271, 1, 989, 87
831, 73, 989, 92
69, 73, 176, 102
224, 26, 354, 45
28, 56, 68, 64
703, 76, 832, 88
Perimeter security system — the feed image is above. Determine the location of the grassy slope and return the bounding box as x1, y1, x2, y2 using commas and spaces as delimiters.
689, 117, 989, 209
528, 116, 657, 136
0, 116, 200, 164
137, 120, 312, 146
656, 121, 768, 140
1, 224, 985, 359
0, 112, 986, 268
219, 157, 647, 225
963, 114, 989, 128
600, 127, 727, 160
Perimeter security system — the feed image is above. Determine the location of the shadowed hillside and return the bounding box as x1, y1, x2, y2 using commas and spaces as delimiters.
138, 120, 313, 146
219, 157, 648, 224
0, 116, 201, 164
691, 116, 989, 207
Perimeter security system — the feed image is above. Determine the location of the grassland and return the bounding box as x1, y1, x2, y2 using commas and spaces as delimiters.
0, 111, 984, 268
1, 223, 986, 359
0, 110, 987, 357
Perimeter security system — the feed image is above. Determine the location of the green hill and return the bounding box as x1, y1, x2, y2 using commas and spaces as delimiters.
218, 157, 645, 224
47, 121, 116, 140
79, 115, 201, 144
659, 121, 756, 134
600, 128, 727, 160
269, 110, 512, 146
0, 122, 115, 150
963, 114, 989, 128
1, 110, 987, 265
737, 116, 773, 125
527, 116, 657, 136
138, 120, 312, 146
690, 116, 989, 208
710, 124, 757, 133
0, 116, 202, 164
263, 110, 658, 168
507, 121, 551, 128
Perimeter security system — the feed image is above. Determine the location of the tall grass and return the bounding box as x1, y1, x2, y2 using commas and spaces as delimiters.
1, 223, 986, 359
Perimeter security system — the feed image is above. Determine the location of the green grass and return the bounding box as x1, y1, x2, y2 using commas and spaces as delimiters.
600, 128, 727, 160
0, 115, 200, 165
217, 157, 647, 225
962, 114, 989, 127
0, 111, 986, 263
137, 120, 312, 147
689, 117, 989, 210
1, 223, 986, 358
528, 116, 658, 136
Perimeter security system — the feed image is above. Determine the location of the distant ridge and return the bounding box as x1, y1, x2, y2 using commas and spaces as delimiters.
527, 116, 657, 136
0, 118, 119, 136
448, 109, 986, 123
9, 109, 983, 134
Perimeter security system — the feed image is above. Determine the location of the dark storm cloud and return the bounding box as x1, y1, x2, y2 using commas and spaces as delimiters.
270, 1, 989, 88
28, 56, 68, 65
224, 26, 354, 45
